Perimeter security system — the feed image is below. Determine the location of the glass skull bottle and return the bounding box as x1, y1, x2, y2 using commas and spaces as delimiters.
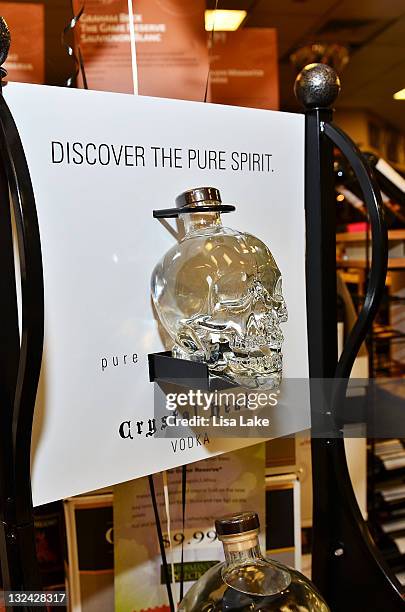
151, 187, 287, 389
178, 512, 330, 611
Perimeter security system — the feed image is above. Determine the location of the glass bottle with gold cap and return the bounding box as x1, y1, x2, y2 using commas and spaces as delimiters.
151, 187, 288, 389
178, 512, 330, 611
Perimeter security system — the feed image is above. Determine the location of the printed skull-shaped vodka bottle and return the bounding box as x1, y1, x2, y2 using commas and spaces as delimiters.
151, 187, 288, 389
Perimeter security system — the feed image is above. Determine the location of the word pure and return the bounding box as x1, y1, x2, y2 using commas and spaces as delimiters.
101, 352, 138, 372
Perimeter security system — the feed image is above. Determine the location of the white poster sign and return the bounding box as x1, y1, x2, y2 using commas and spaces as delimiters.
4, 83, 309, 505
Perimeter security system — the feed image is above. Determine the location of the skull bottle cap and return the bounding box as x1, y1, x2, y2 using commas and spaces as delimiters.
175, 187, 221, 209
153, 187, 235, 218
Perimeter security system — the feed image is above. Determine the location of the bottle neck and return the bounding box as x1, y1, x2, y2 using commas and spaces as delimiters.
182, 211, 222, 234
221, 532, 264, 567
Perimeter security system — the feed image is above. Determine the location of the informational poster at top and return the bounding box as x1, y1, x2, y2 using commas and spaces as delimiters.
0, 2, 44, 84
73, 0, 208, 100
208, 29, 279, 110
114, 445, 265, 611
135, 0, 208, 100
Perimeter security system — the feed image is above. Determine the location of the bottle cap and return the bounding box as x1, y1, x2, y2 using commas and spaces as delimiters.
175, 187, 221, 209
215, 511, 260, 536
153, 186, 235, 219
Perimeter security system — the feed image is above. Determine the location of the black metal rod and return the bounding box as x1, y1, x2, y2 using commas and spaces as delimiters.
304, 108, 338, 380
179, 464, 187, 602
0, 94, 45, 606
148, 475, 175, 612
0, 93, 44, 529
325, 123, 388, 380
0, 19, 45, 610
0, 110, 20, 593
304, 104, 341, 599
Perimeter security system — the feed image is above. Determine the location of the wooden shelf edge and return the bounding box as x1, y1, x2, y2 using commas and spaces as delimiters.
338, 258, 405, 269
337, 229, 405, 243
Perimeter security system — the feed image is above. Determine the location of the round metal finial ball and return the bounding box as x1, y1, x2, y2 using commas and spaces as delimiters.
0, 17, 10, 66
294, 63, 341, 109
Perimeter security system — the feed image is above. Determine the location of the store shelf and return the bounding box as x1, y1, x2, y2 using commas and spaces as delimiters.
368, 439, 405, 582
374, 361, 405, 377
336, 230, 405, 243
373, 325, 405, 343
336, 152, 405, 595
338, 258, 405, 270
352, 294, 405, 306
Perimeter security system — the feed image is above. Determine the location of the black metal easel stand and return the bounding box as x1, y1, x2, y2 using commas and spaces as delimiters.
296, 64, 404, 610
0, 19, 45, 612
